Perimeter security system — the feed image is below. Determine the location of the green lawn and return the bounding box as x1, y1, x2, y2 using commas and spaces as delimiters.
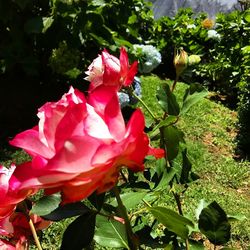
139, 75, 250, 249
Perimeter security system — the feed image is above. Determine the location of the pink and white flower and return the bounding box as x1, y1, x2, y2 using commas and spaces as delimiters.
10, 86, 163, 204
0, 165, 36, 219
85, 47, 138, 91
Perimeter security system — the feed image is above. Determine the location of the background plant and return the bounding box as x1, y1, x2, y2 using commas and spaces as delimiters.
0, 0, 154, 141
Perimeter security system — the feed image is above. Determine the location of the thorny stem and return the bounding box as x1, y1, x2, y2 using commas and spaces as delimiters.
29, 219, 43, 250
113, 186, 138, 250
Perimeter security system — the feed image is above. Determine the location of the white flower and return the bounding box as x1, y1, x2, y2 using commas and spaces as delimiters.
132, 44, 162, 73
187, 24, 196, 29
207, 30, 221, 41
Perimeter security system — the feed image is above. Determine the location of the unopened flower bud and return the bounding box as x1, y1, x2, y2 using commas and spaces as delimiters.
173, 49, 188, 76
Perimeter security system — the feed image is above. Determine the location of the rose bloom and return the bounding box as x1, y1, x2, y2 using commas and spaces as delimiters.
10, 86, 163, 204
0, 211, 50, 250
0, 165, 36, 219
0, 239, 16, 250
85, 47, 138, 91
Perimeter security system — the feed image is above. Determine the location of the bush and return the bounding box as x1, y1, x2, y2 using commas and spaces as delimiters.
236, 45, 250, 157
151, 9, 250, 102
0, 0, 154, 139
150, 8, 250, 156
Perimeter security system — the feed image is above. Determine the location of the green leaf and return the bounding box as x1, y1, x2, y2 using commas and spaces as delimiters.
241, 45, 250, 54
181, 83, 208, 115
157, 84, 180, 115
94, 215, 129, 249
42, 16, 54, 33
65, 68, 81, 79
163, 125, 184, 161
113, 37, 133, 48
227, 214, 247, 222
148, 206, 194, 239
60, 212, 96, 250
155, 167, 177, 191
31, 193, 61, 216
189, 240, 205, 250
111, 192, 147, 210
151, 115, 177, 133
89, 33, 109, 46
91, 0, 106, 6
164, 245, 174, 250
195, 199, 209, 220
198, 201, 231, 245
180, 148, 192, 184
41, 202, 90, 221
244, 11, 250, 23
155, 157, 167, 177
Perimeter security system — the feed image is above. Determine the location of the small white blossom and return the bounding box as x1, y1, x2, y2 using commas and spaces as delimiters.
132, 44, 162, 73
207, 30, 221, 41
187, 24, 196, 29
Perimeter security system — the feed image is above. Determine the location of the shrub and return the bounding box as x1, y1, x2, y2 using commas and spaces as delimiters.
236, 45, 250, 157
0, 0, 154, 139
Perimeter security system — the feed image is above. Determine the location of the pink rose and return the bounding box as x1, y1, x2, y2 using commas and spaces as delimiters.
0, 165, 35, 219
0, 239, 16, 250
10, 86, 160, 204
0, 211, 50, 250
85, 47, 138, 91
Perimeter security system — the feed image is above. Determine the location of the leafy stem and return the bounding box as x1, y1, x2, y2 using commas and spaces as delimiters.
113, 186, 138, 250
171, 75, 179, 92
129, 88, 158, 122
172, 192, 190, 250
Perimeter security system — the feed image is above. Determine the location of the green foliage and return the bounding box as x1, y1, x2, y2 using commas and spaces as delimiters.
236, 43, 250, 157
0, 0, 155, 141
150, 8, 250, 156
42, 202, 91, 221
157, 83, 180, 115
2, 76, 249, 249
31, 193, 61, 216
198, 201, 231, 245
150, 8, 249, 100
60, 212, 96, 250
148, 206, 194, 239
140, 75, 250, 249
0, 0, 154, 77
94, 215, 129, 249
49, 41, 81, 78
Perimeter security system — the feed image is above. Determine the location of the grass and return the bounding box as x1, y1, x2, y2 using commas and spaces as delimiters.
139, 75, 250, 249
1, 75, 249, 249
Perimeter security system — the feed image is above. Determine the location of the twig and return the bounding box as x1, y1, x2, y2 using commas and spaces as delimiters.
29, 219, 43, 250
